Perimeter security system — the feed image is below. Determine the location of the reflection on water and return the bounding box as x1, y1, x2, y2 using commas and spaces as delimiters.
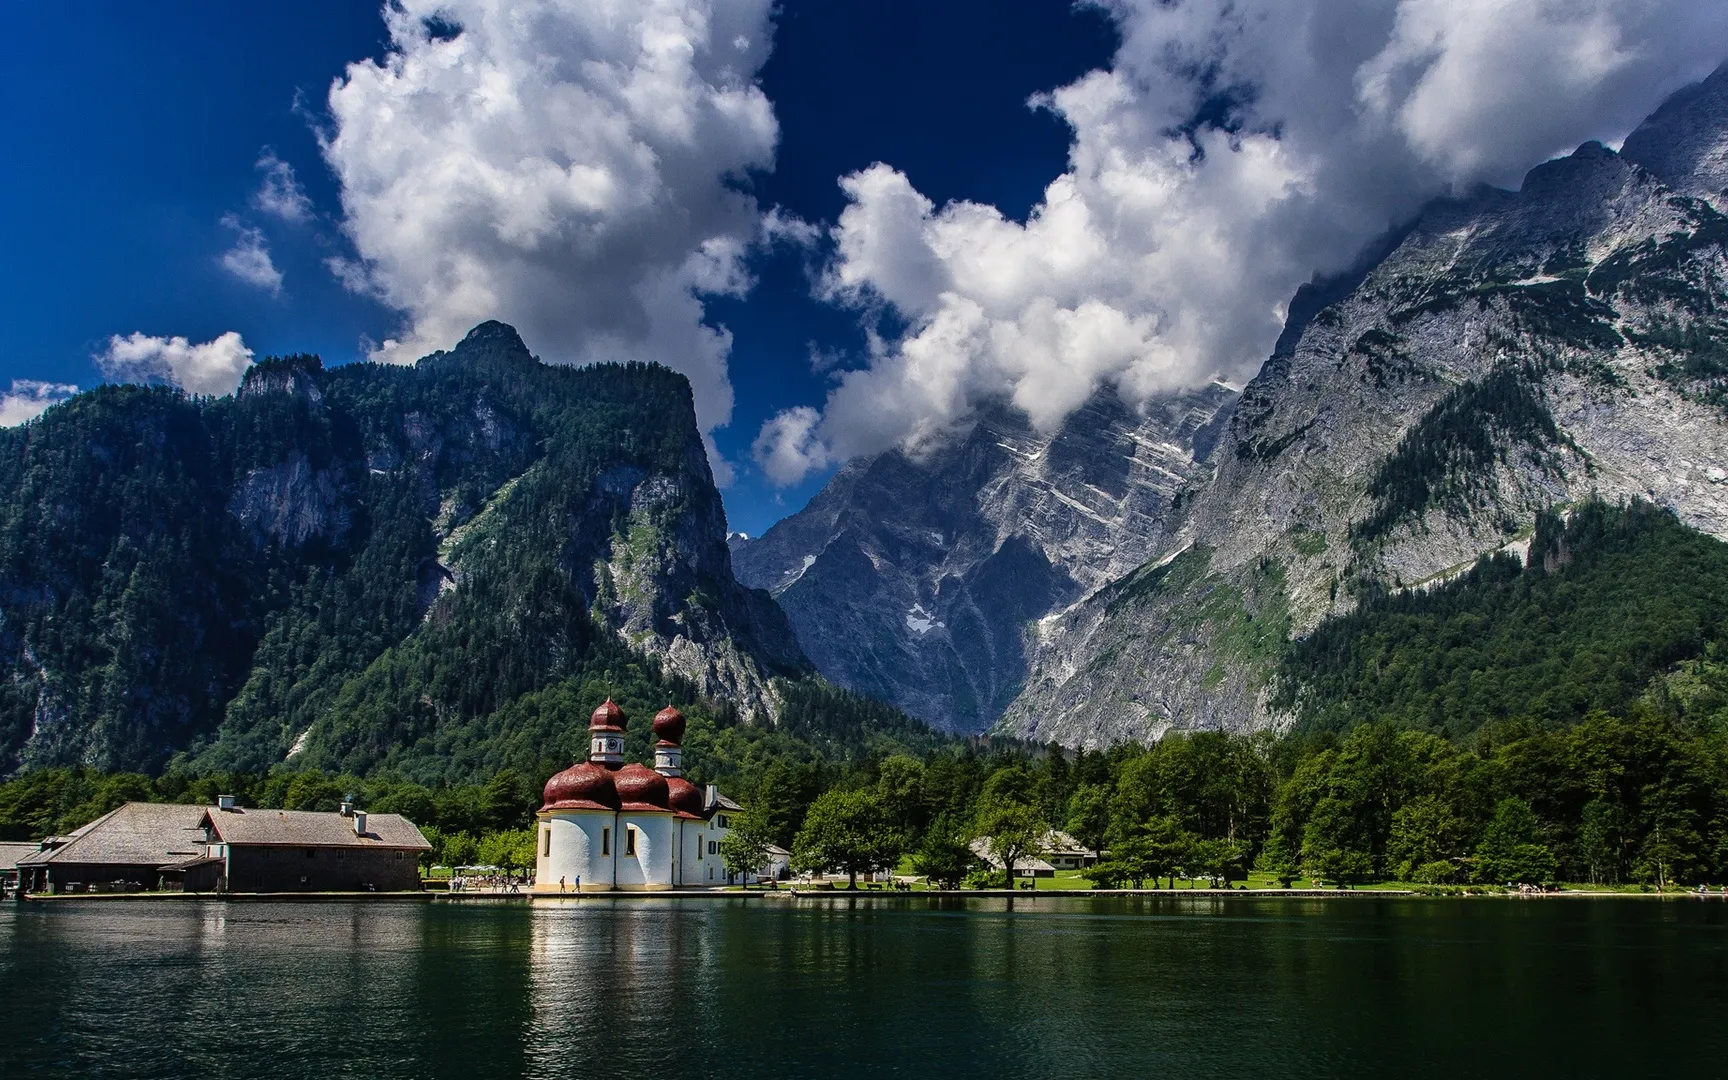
3, 895, 1727, 1078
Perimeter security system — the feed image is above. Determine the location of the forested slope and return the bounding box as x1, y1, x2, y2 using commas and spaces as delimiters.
0, 322, 806, 780
1281, 500, 1728, 736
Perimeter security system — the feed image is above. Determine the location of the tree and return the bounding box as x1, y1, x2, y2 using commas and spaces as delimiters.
719, 807, 774, 884
1303, 797, 1374, 886
371, 782, 438, 829
1189, 837, 1249, 887
749, 761, 827, 849
418, 825, 444, 876
1088, 816, 1195, 889
973, 767, 1048, 890
792, 789, 902, 888
477, 829, 536, 874
1635, 780, 1704, 890
912, 814, 980, 889
875, 755, 928, 836
1577, 799, 1621, 885
1139, 815, 1193, 890
1065, 783, 1111, 856
1387, 794, 1463, 881
1308, 846, 1374, 888
480, 769, 536, 832
1475, 798, 1556, 885
1255, 834, 1301, 888
442, 830, 480, 869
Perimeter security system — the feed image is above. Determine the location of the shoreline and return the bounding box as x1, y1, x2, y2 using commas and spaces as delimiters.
12, 886, 1718, 905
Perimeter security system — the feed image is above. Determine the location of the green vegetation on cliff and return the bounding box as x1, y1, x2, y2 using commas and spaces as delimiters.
1287, 500, 1728, 736
0, 322, 803, 779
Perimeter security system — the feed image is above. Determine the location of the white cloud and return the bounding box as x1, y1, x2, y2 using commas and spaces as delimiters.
320, 0, 778, 436
0, 380, 78, 427
252, 149, 314, 223
758, 0, 1728, 484
752, 405, 829, 486
97, 331, 254, 397
218, 215, 283, 294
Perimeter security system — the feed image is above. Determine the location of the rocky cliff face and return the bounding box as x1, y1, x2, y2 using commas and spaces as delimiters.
999, 63, 1728, 746
732, 382, 1237, 731
581, 441, 807, 712
0, 321, 803, 775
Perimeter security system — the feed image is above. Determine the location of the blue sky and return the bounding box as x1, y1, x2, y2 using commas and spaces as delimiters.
0, 1, 1113, 536
4, 2, 1724, 537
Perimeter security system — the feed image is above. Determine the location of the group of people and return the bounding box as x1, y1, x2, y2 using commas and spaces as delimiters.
446, 873, 527, 894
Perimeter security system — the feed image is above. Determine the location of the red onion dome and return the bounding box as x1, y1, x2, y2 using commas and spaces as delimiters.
590, 698, 626, 731
542, 761, 621, 811
665, 776, 704, 817
613, 763, 671, 811
652, 704, 687, 745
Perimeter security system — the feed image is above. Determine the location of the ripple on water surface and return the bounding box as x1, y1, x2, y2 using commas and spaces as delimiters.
2, 895, 1726, 1078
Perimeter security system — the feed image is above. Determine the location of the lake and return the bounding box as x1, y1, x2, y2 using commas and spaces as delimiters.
3, 895, 1725, 1077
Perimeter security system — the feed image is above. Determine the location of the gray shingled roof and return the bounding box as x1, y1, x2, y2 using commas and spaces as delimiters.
18, 803, 210, 867
204, 808, 431, 850
0, 841, 40, 870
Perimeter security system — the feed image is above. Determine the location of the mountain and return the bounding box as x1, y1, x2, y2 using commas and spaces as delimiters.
0, 321, 806, 778
1000, 62, 1728, 745
732, 382, 1237, 731
1276, 498, 1728, 738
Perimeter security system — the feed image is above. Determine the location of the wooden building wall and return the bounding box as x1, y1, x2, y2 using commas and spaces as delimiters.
226, 845, 421, 892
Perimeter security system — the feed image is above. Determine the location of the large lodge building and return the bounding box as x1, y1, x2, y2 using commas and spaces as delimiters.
535, 700, 740, 892
13, 798, 431, 894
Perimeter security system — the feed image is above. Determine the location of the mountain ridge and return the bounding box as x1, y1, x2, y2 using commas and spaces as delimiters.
733, 380, 1237, 732
740, 61, 1728, 748
0, 322, 807, 778
1000, 62, 1728, 745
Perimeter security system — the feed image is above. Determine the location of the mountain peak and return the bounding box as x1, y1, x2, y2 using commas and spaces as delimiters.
1620, 61, 1728, 203
237, 354, 325, 401
453, 320, 531, 359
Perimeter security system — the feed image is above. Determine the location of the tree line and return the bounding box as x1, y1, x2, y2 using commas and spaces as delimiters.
12, 701, 1717, 891
737, 707, 1728, 890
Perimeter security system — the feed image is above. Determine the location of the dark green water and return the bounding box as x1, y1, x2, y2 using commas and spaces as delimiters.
3, 895, 1726, 1077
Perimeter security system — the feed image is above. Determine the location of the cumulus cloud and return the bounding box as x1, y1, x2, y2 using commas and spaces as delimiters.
252, 149, 314, 223
320, 0, 778, 441
752, 405, 829, 486
218, 215, 283, 294
755, 0, 1728, 484
0, 380, 78, 427
97, 331, 254, 397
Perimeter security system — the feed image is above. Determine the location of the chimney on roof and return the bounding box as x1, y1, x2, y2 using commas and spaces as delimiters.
217, 794, 236, 811
353, 811, 368, 836
339, 800, 354, 817
704, 784, 718, 811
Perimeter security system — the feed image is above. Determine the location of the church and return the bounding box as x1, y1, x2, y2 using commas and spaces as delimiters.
534, 699, 741, 892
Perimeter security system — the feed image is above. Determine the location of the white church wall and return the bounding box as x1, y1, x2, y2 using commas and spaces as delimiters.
536, 812, 615, 892
677, 819, 708, 887
615, 813, 675, 890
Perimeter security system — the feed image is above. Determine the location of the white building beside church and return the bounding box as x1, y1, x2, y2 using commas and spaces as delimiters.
534, 700, 742, 892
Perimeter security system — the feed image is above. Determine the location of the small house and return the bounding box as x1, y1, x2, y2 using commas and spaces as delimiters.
970, 838, 1058, 879
1042, 830, 1100, 870
762, 843, 792, 881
